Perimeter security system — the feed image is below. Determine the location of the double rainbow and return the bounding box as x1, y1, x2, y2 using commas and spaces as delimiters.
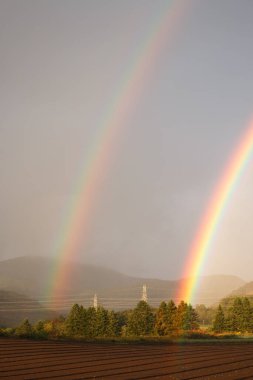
48, 1, 252, 306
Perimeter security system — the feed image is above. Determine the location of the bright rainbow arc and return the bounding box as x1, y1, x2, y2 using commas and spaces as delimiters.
178, 119, 253, 304
48, 1, 188, 301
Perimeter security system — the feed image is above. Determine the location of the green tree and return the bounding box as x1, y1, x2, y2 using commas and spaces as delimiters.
226, 297, 244, 332
106, 310, 118, 337
186, 304, 199, 330
166, 300, 177, 333
115, 311, 128, 336
15, 319, 33, 338
155, 301, 168, 336
127, 301, 154, 336
95, 307, 109, 337
65, 304, 83, 336
76, 306, 88, 337
213, 305, 225, 333
86, 307, 97, 338
33, 320, 48, 339
195, 304, 216, 326
241, 297, 253, 332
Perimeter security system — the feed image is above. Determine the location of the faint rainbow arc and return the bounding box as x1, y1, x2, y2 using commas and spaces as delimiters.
48, 1, 188, 300
178, 119, 253, 304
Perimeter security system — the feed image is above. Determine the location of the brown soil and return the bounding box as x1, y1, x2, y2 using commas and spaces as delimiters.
1, 338, 253, 379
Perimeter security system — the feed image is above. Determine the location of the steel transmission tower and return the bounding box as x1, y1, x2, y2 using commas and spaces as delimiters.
93, 294, 98, 310
142, 284, 147, 302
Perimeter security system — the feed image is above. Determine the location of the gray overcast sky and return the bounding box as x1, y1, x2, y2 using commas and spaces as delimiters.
1, 0, 253, 280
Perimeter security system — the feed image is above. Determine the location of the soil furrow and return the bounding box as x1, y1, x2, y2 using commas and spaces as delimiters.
1, 339, 253, 380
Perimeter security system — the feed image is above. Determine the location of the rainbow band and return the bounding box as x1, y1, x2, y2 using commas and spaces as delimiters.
178, 119, 253, 304
48, 1, 188, 301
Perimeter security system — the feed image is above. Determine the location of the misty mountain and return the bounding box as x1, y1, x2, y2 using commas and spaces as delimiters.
216, 281, 253, 311
0, 256, 137, 297
193, 275, 245, 305
0, 256, 245, 310
0, 289, 56, 327
229, 281, 253, 297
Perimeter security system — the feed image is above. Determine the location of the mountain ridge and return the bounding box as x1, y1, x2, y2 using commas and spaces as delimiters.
0, 256, 246, 309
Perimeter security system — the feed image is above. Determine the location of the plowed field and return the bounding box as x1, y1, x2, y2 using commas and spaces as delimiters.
1, 338, 253, 379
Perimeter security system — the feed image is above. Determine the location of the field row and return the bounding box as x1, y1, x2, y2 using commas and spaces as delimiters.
1, 339, 253, 379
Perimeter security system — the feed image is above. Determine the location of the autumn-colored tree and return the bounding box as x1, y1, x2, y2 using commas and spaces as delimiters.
175, 301, 188, 330
175, 301, 199, 331
155, 300, 177, 336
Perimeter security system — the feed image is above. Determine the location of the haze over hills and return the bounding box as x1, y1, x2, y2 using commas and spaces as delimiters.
0, 256, 246, 311
217, 282, 253, 311
0, 256, 134, 298
0, 290, 56, 327
229, 281, 253, 297
192, 275, 245, 305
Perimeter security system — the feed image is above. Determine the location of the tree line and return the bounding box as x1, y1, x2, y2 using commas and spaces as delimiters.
2, 296, 253, 340
2, 300, 199, 339
213, 297, 253, 333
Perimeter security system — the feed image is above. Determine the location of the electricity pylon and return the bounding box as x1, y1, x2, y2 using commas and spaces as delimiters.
142, 284, 147, 302
93, 294, 98, 310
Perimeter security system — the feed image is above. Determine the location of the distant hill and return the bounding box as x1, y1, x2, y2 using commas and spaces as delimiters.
193, 275, 245, 305
0, 256, 139, 299
217, 282, 253, 312
229, 281, 253, 297
0, 289, 56, 327
0, 256, 246, 311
